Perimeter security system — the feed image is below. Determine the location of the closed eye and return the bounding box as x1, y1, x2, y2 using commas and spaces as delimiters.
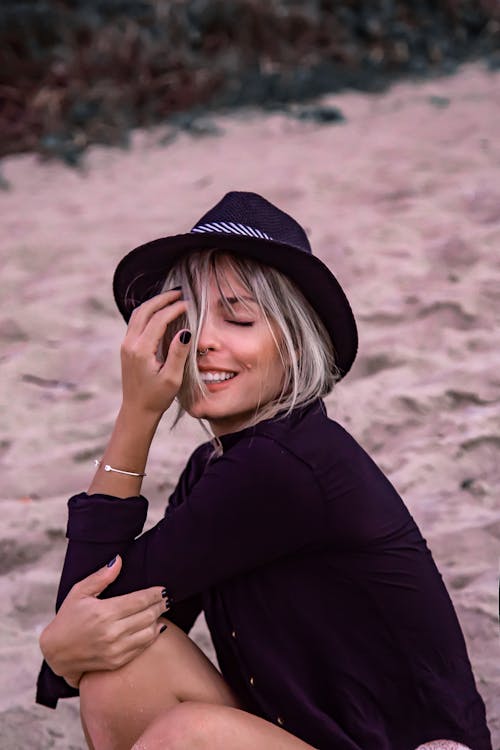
226, 320, 254, 327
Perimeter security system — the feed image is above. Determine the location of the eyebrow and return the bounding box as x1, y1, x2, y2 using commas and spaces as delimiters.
217, 296, 256, 307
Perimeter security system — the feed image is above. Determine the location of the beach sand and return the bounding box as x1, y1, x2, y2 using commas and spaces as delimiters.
0, 62, 499, 748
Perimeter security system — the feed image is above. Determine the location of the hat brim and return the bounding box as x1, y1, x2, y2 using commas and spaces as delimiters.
113, 232, 358, 378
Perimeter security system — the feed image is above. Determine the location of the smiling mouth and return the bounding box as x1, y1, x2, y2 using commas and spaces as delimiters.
204, 379, 236, 389
200, 372, 237, 384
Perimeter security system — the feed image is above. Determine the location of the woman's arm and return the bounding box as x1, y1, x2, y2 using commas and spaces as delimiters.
63, 436, 328, 602
36, 437, 205, 709
37, 289, 195, 706
50, 288, 194, 628
39, 555, 167, 688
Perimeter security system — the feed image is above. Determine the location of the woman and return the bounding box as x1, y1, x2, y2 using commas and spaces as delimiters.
37, 192, 491, 750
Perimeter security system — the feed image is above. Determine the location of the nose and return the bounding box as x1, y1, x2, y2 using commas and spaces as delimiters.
196, 312, 221, 356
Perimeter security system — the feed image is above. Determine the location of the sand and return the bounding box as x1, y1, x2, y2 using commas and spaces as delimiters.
0, 62, 499, 749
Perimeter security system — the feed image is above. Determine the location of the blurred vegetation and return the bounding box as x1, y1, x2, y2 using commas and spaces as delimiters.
1, 0, 499, 163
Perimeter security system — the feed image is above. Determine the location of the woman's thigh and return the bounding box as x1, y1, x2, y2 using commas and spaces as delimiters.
82, 616, 242, 705
132, 700, 317, 750
80, 619, 244, 750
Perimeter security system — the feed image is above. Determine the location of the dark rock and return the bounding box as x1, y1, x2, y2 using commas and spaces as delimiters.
290, 104, 345, 124
39, 133, 86, 167
428, 95, 450, 108
0, 166, 10, 191
166, 110, 223, 137
487, 51, 500, 70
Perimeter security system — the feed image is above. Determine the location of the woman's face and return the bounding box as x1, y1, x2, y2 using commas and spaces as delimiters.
184, 268, 286, 436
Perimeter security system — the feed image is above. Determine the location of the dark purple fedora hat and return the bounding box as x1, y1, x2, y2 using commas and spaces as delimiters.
113, 191, 358, 379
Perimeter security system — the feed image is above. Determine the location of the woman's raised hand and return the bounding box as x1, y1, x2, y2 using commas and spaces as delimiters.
120, 289, 191, 416
39, 556, 170, 688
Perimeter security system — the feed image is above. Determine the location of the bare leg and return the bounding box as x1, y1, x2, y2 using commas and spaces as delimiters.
80, 712, 96, 750
79, 619, 244, 750
133, 701, 318, 750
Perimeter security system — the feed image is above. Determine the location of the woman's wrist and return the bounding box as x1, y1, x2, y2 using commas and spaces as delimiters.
40, 624, 74, 679
118, 401, 165, 428
87, 404, 163, 497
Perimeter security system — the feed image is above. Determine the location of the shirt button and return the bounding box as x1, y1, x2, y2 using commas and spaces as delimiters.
249, 676, 255, 686
277, 716, 284, 726
231, 630, 236, 638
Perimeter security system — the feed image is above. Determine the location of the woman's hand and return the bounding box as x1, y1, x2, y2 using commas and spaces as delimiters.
120, 288, 192, 416
39, 556, 169, 688
87, 289, 191, 497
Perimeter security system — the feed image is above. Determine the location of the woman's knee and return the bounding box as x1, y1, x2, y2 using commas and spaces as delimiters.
79, 668, 120, 718
79, 670, 124, 750
79, 668, 136, 749
131, 702, 216, 750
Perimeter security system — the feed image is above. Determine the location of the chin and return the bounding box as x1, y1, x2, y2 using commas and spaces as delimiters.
187, 399, 252, 431
185, 402, 229, 421
192, 406, 245, 423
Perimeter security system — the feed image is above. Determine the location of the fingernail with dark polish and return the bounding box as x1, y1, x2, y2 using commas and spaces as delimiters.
180, 330, 191, 344
160, 624, 167, 633
165, 600, 171, 610
169, 285, 182, 291
107, 556, 116, 567
161, 588, 169, 598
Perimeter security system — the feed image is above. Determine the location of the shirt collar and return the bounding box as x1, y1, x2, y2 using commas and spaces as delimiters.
217, 398, 325, 451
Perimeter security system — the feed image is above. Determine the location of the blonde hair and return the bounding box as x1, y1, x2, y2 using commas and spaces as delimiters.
159, 249, 341, 447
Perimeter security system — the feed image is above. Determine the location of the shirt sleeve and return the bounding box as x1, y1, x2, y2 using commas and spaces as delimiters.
65, 436, 328, 603
35, 443, 209, 709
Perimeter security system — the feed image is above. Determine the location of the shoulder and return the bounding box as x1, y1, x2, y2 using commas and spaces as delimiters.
187, 439, 215, 468
193, 434, 328, 533
210, 433, 324, 503
219, 432, 312, 469
166, 440, 214, 511
257, 401, 368, 472
251, 404, 391, 504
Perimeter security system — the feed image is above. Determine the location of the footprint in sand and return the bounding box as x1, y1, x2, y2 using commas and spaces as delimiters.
0, 708, 56, 749
463, 186, 500, 224
11, 578, 58, 629
427, 234, 480, 269
416, 301, 478, 330
0, 536, 52, 576
351, 352, 406, 378
456, 435, 500, 502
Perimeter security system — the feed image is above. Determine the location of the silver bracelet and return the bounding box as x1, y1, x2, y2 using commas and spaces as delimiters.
94, 459, 147, 477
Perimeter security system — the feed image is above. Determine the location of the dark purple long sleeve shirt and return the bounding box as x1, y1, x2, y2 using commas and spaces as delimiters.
36, 399, 491, 750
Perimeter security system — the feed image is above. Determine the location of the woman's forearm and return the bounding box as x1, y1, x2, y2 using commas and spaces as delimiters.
50, 405, 159, 609
87, 404, 162, 498
55, 405, 161, 608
